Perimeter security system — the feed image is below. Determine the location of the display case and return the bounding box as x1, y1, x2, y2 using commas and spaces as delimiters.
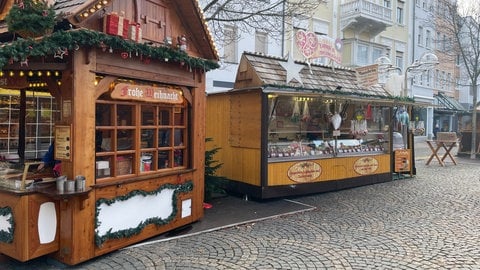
267, 95, 390, 162
0, 91, 58, 161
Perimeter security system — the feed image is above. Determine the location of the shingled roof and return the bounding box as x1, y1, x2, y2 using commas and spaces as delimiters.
234, 52, 393, 101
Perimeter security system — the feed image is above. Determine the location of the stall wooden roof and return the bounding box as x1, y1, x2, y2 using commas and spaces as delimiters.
0, 0, 218, 61
233, 52, 393, 101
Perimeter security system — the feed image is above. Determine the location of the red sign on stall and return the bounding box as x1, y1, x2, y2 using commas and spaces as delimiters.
111, 83, 183, 104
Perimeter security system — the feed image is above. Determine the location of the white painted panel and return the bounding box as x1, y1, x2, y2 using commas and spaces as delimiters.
38, 202, 57, 244
181, 199, 191, 218
0, 213, 12, 232
97, 188, 175, 237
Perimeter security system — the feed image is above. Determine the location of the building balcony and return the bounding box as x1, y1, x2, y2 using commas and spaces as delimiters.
340, 0, 393, 36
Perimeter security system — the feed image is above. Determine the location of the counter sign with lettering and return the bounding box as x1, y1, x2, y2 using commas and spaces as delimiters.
111, 83, 183, 104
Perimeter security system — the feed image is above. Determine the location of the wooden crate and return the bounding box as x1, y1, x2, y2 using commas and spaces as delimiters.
116, 158, 132, 175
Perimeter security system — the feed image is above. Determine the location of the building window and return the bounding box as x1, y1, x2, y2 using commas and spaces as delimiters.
425, 30, 431, 48
442, 34, 447, 51
313, 18, 329, 35
357, 44, 369, 66
255, 31, 268, 54
426, 70, 431, 86
293, 15, 309, 30
441, 71, 446, 89
372, 47, 384, 64
436, 31, 441, 49
395, 51, 404, 72
447, 73, 452, 90
223, 25, 238, 63
384, 0, 391, 8
95, 93, 188, 181
396, 6, 404, 24
418, 26, 423, 46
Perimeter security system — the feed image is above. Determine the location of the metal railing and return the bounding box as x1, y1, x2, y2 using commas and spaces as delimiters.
340, 0, 392, 28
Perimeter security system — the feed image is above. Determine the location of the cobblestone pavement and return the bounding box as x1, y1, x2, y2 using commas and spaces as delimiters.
2, 138, 480, 269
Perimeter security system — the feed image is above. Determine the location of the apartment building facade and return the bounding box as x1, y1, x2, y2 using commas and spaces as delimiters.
204, 0, 464, 137
206, 0, 409, 89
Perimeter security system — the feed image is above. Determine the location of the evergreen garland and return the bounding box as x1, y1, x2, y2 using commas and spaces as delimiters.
0, 29, 220, 71
5, 0, 56, 38
0, 206, 14, 244
94, 180, 193, 247
263, 83, 415, 103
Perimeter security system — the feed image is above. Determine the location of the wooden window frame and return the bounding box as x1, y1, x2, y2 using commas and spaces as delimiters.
95, 100, 188, 183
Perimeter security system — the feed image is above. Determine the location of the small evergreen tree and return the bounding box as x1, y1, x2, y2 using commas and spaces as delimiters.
204, 138, 226, 202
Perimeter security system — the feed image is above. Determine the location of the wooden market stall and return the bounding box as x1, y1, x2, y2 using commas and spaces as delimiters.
0, 0, 218, 265
458, 111, 480, 156
206, 52, 414, 199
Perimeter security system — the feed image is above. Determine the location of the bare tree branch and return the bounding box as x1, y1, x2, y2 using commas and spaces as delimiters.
200, 0, 325, 42
438, 0, 480, 159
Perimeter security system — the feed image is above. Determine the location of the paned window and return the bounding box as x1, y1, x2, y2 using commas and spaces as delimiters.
224, 25, 238, 63
95, 97, 188, 181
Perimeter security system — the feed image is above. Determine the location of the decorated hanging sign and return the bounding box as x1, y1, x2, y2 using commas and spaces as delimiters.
111, 83, 184, 104
353, 157, 379, 175
356, 64, 379, 87
295, 30, 342, 64
287, 161, 322, 183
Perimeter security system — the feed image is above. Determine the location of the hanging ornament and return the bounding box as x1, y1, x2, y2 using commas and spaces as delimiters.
42, 9, 48, 17
100, 41, 107, 52
20, 58, 28, 67
365, 104, 372, 120
18, 0, 24, 9
121, 52, 129, 59
177, 35, 187, 51
301, 101, 310, 122
54, 48, 67, 59
330, 113, 342, 130
109, 47, 113, 53
8, 58, 14, 65
291, 100, 300, 122
164, 58, 169, 62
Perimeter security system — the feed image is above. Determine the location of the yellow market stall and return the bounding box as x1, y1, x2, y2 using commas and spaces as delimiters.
207, 52, 414, 199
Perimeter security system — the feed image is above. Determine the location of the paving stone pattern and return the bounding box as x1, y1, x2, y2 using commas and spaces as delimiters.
2, 139, 480, 269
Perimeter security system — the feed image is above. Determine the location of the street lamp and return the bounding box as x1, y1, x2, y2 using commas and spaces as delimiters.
403, 52, 439, 97
376, 52, 439, 97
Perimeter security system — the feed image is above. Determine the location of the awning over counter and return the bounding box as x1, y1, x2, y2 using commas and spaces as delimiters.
434, 93, 466, 112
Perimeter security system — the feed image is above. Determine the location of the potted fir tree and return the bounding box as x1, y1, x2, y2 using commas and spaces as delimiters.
5, 0, 56, 38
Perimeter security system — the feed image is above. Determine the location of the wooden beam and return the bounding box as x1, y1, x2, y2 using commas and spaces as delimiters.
95, 75, 117, 99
